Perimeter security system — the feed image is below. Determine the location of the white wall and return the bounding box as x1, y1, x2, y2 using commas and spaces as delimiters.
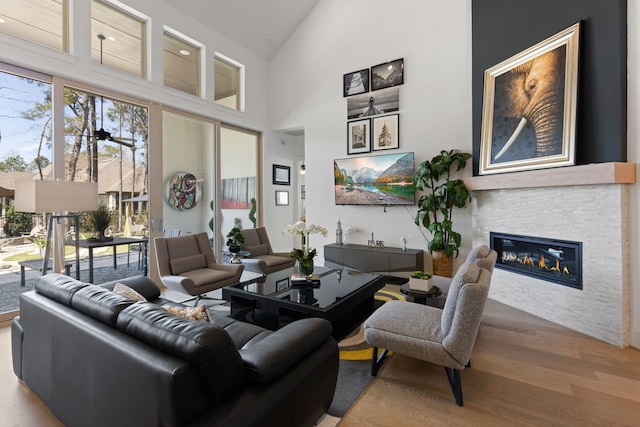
269, 0, 640, 348
269, 0, 474, 270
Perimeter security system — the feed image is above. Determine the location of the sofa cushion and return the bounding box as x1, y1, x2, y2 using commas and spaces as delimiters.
71, 285, 136, 326
101, 276, 161, 301
35, 273, 88, 306
245, 244, 268, 257
441, 262, 481, 337
117, 302, 246, 402
170, 253, 206, 275
162, 304, 212, 323
113, 282, 147, 302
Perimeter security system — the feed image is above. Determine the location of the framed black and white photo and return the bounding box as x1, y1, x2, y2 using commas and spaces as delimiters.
371, 58, 404, 91
347, 118, 371, 155
343, 69, 370, 97
272, 164, 290, 185
347, 87, 399, 120
275, 190, 289, 206
372, 114, 399, 151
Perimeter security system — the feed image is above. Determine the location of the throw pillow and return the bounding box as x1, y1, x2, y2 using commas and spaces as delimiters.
113, 282, 147, 302
162, 304, 212, 323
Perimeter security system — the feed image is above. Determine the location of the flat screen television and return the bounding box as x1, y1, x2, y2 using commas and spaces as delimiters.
334, 152, 415, 205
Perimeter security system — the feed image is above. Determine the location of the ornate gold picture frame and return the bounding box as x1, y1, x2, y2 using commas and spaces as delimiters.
480, 23, 580, 175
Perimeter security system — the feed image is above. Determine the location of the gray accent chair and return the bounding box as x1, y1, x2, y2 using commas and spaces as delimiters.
240, 227, 296, 274
364, 245, 497, 406
154, 232, 244, 304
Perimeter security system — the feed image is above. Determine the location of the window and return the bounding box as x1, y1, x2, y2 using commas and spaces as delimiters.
91, 0, 146, 77
215, 54, 243, 111
0, 0, 67, 51
163, 29, 201, 96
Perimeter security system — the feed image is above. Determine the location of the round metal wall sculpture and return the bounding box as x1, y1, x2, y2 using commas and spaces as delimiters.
164, 172, 202, 210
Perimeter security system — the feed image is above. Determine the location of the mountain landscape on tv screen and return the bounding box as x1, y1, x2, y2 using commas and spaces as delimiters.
334, 152, 414, 205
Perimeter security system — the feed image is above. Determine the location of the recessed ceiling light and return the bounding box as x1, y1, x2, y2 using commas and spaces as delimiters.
0, 18, 6, 24
179, 49, 191, 56
107, 36, 116, 42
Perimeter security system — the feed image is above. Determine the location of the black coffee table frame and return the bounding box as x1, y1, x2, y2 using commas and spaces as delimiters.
222, 267, 385, 339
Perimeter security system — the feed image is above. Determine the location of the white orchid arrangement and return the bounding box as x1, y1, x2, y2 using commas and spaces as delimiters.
283, 221, 328, 261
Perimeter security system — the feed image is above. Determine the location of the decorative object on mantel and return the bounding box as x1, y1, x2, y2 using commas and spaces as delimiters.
413, 149, 472, 277
409, 271, 433, 291
479, 22, 580, 175
284, 221, 328, 276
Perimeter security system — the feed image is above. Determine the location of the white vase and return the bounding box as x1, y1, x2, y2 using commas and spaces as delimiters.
409, 277, 433, 291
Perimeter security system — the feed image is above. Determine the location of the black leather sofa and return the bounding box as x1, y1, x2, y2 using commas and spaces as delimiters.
11, 274, 339, 427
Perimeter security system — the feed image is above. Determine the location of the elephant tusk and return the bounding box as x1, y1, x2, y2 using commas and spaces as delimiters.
494, 117, 528, 160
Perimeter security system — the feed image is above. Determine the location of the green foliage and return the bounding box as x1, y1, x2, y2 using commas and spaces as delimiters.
226, 226, 244, 246
411, 271, 432, 279
0, 155, 29, 172
413, 149, 472, 257
4, 204, 33, 237
85, 204, 112, 234
248, 198, 257, 228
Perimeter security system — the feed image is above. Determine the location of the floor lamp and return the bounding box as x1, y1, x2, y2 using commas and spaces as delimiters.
14, 180, 99, 278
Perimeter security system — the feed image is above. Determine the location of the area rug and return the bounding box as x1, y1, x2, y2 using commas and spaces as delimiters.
327, 287, 403, 417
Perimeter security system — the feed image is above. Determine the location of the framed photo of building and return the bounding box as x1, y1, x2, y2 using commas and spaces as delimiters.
479, 23, 580, 175
343, 69, 369, 97
372, 114, 399, 151
347, 118, 371, 154
371, 58, 404, 91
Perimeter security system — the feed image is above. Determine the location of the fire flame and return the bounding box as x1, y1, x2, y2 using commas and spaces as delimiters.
502, 251, 570, 275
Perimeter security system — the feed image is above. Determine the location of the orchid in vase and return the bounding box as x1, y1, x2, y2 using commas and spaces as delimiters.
284, 221, 328, 276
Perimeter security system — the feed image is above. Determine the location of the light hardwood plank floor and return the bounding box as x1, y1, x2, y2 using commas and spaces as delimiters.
340, 299, 640, 426
1, 298, 639, 427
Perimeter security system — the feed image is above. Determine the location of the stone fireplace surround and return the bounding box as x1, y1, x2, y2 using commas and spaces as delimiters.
464, 163, 636, 347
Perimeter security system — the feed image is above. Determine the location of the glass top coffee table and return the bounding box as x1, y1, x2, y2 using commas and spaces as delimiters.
222, 266, 385, 339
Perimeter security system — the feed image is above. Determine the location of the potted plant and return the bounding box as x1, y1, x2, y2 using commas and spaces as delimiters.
409, 271, 433, 291
86, 204, 112, 241
226, 226, 244, 254
284, 221, 328, 276
413, 149, 472, 277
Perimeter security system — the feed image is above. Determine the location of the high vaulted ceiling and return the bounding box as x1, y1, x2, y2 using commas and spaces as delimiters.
163, 0, 319, 60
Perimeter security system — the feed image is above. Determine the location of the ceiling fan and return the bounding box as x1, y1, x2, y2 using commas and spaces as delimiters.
94, 34, 136, 149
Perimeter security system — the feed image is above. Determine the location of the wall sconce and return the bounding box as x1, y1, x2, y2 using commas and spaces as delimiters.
300, 163, 306, 175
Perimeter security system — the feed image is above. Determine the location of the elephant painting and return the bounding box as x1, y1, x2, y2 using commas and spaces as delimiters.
491, 45, 566, 162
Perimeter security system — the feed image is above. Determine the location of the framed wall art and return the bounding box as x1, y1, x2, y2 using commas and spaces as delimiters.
479, 22, 580, 175
347, 118, 371, 154
347, 87, 399, 120
371, 58, 404, 91
164, 172, 202, 210
272, 164, 291, 185
275, 190, 289, 206
343, 69, 370, 97
372, 114, 399, 151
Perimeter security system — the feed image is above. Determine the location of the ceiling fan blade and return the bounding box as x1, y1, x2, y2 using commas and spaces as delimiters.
109, 136, 134, 148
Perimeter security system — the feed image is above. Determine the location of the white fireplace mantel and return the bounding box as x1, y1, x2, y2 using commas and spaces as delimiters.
464, 162, 636, 190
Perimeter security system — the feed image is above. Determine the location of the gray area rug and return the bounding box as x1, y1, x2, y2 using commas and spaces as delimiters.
0, 264, 143, 312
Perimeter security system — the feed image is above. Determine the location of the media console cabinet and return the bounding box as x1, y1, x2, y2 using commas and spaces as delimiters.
324, 243, 423, 276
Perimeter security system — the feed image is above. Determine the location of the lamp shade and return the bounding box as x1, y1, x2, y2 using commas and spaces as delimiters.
14, 180, 99, 213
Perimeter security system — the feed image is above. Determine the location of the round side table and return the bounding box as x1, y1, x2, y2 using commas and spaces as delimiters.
399, 284, 442, 305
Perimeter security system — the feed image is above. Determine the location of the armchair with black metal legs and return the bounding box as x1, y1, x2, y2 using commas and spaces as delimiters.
364, 246, 497, 406
154, 232, 243, 305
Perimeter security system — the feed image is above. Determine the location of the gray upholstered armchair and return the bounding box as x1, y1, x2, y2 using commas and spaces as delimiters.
240, 227, 296, 274
364, 246, 497, 406
154, 232, 244, 304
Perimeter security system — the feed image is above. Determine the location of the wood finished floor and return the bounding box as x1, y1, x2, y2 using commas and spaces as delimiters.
340, 299, 640, 426
0, 298, 639, 426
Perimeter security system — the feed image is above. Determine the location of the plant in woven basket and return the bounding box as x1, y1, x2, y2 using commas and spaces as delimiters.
413, 149, 472, 275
